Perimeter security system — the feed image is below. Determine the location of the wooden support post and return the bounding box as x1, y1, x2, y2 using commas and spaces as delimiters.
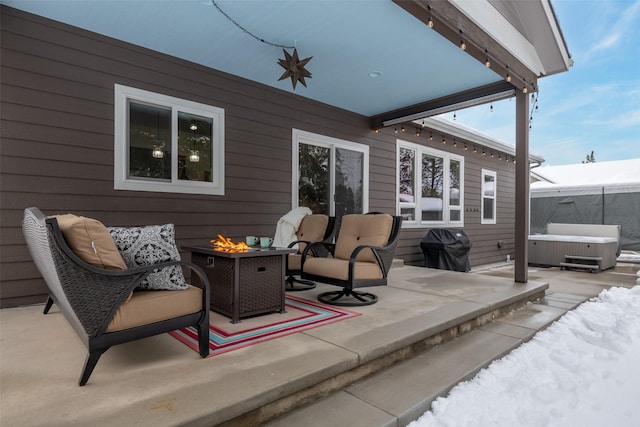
514, 90, 530, 283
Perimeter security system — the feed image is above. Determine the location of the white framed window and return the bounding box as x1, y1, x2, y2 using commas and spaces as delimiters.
292, 129, 369, 216
114, 84, 225, 195
481, 169, 497, 224
397, 140, 464, 227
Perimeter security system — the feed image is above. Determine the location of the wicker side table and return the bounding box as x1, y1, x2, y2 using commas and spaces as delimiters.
184, 246, 296, 323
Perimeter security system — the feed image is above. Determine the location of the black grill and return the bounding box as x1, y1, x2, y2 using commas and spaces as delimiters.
420, 229, 472, 272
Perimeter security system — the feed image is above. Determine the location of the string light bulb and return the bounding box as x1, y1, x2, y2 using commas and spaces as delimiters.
416, 127, 421, 137
401, 124, 405, 133
427, 5, 434, 28
490, 103, 494, 112
429, 132, 433, 141
459, 30, 466, 50
441, 135, 446, 144
484, 49, 490, 67
152, 145, 164, 159
505, 65, 512, 83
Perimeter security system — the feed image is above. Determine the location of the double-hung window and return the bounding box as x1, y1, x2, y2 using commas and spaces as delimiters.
114, 84, 225, 195
481, 169, 497, 224
397, 140, 464, 227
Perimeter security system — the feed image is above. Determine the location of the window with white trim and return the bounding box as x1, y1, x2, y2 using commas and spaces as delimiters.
292, 129, 369, 216
114, 84, 225, 195
481, 169, 497, 224
397, 140, 464, 227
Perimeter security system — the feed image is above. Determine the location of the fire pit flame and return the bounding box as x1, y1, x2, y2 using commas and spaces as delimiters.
210, 234, 251, 252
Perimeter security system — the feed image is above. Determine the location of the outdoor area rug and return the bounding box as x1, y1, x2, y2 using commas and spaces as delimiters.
169, 294, 361, 357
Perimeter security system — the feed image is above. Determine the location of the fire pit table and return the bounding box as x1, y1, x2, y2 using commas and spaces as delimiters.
183, 245, 296, 323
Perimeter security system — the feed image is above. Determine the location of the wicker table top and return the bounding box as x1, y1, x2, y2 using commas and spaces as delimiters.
183, 245, 296, 259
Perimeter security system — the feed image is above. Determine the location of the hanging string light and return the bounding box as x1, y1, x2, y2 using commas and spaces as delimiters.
427, 5, 434, 28
189, 122, 200, 163
211, 0, 312, 90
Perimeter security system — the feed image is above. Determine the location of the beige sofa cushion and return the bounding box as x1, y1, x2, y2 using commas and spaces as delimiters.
54, 214, 127, 270
106, 285, 203, 332
334, 214, 393, 263
303, 258, 383, 281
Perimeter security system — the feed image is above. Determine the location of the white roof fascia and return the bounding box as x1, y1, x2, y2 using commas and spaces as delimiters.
541, 0, 574, 70
421, 116, 545, 163
450, 0, 545, 76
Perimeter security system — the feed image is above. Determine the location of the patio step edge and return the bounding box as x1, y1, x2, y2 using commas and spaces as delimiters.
218, 287, 548, 426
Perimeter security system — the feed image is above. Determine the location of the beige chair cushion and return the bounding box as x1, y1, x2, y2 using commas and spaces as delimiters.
288, 214, 329, 271
54, 214, 127, 270
334, 214, 393, 263
303, 258, 383, 281
106, 285, 203, 332
288, 253, 302, 271
296, 214, 329, 253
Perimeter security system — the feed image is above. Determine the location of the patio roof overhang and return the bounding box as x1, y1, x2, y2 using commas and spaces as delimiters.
2, 0, 572, 283
3, 0, 571, 125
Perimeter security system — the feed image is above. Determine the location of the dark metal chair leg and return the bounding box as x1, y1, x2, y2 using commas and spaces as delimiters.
285, 275, 316, 292
318, 289, 377, 306
197, 321, 210, 357
43, 296, 54, 314
79, 349, 106, 386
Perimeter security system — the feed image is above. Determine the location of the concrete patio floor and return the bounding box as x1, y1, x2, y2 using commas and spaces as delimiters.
1, 262, 638, 426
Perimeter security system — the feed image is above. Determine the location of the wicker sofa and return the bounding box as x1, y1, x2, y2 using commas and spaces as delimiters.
22, 207, 210, 386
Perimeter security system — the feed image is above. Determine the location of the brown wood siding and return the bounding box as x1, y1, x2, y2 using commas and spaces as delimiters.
1, 6, 516, 307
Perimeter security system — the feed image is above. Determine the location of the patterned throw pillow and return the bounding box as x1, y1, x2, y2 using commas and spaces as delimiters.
108, 224, 187, 291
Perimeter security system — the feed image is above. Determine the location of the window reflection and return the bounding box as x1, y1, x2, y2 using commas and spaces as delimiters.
335, 147, 364, 215
422, 154, 444, 221
298, 143, 330, 215
128, 102, 171, 180
178, 112, 213, 182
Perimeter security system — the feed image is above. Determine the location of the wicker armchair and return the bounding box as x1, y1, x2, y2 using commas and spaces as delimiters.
301, 213, 402, 306
22, 207, 210, 386
285, 214, 336, 291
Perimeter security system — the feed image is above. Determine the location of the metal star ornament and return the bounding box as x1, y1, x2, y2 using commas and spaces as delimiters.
277, 48, 312, 90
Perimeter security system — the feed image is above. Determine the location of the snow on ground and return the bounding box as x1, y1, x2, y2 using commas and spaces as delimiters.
409, 286, 640, 427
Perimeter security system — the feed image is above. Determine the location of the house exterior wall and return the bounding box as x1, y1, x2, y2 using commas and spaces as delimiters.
0, 6, 517, 308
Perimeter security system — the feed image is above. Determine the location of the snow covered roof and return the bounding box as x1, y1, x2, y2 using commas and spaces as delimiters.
531, 158, 640, 187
